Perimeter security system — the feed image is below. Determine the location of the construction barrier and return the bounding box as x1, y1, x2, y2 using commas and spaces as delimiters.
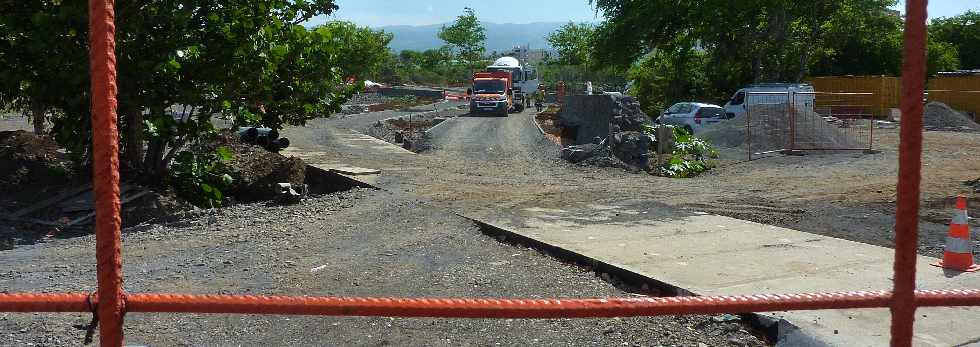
811, 74, 980, 122
0, 1, 973, 347
746, 91, 875, 158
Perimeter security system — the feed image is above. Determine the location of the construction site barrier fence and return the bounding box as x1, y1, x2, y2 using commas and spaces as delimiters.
1, 1, 972, 346
810, 75, 980, 122
746, 91, 875, 159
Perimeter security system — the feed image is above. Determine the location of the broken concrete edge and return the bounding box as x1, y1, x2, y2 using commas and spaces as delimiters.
327, 166, 822, 346
461, 216, 826, 347
423, 115, 457, 135
304, 165, 377, 194
529, 113, 546, 136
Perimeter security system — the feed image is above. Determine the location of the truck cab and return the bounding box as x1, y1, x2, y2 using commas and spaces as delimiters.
469, 71, 513, 117
486, 57, 539, 112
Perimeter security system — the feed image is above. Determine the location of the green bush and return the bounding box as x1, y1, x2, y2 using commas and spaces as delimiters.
643, 124, 718, 178
169, 146, 234, 208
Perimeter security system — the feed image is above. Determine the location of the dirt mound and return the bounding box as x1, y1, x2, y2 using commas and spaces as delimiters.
0, 130, 72, 191
924, 102, 980, 131
698, 115, 749, 148
211, 132, 306, 203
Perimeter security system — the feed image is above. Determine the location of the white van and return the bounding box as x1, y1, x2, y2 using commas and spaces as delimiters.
723, 83, 815, 119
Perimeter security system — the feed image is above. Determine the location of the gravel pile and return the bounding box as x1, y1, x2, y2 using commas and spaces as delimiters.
0, 130, 72, 191
698, 108, 863, 158
923, 102, 980, 131
1, 188, 766, 346
211, 132, 307, 202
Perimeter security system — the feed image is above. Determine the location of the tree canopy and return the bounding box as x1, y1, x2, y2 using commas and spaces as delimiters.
930, 11, 980, 70
438, 7, 486, 66
546, 22, 596, 66
0, 1, 392, 206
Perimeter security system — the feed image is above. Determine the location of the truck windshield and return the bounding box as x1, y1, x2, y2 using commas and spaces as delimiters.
474, 80, 505, 94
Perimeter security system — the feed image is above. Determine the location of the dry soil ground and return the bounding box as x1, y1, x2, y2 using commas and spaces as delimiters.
2, 99, 978, 345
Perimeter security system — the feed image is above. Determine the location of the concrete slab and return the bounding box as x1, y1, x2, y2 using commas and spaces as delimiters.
475, 202, 980, 347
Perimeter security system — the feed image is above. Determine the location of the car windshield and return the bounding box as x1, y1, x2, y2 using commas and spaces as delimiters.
474, 80, 505, 94
667, 103, 693, 114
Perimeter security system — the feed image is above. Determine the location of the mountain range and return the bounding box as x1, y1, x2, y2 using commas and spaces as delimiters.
377, 22, 563, 53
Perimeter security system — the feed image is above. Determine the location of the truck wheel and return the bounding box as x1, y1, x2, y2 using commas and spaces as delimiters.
514, 103, 525, 112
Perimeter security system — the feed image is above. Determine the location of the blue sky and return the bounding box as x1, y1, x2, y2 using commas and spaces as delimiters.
312, 0, 979, 27
313, 0, 602, 27
892, 0, 980, 19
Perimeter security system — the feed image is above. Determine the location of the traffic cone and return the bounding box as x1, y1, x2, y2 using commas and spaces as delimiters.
932, 196, 979, 272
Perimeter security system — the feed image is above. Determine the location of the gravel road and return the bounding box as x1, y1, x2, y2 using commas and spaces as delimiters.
0, 188, 762, 346
5, 96, 978, 345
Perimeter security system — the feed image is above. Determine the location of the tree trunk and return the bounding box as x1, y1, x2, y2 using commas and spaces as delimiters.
31, 103, 45, 135
123, 105, 144, 172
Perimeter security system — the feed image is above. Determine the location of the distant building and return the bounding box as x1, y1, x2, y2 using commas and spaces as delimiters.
497, 45, 551, 65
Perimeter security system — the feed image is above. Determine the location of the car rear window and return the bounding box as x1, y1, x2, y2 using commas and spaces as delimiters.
667, 103, 693, 114
698, 107, 724, 118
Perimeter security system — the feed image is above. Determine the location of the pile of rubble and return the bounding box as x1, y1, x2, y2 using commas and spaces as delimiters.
0, 130, 72, 191
211, 131, 307, 203
560, 95, 659, 171
923, 102, 980, 131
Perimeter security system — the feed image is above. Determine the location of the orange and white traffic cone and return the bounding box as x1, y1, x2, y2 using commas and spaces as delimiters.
932, 196, 979, 272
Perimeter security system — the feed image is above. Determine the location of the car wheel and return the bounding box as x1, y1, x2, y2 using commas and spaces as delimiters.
684, 125, 694, 135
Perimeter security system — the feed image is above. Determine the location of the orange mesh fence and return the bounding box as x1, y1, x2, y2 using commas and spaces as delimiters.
1, 1, 973, 347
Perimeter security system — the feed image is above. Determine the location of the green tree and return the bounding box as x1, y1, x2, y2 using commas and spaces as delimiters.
810, 5, 904, 76
320, 21, 394, 79
0, 1, 396, 205
927, 40, 961, 75
930, 11, 980, 70
438, 7, 486, 67
546, 22, 596, 66
0, 1, 88, 135
590, 0, 900, 111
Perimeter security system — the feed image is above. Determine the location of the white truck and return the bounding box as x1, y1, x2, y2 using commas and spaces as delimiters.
723, 83, 815, 119
486, 57, 539, 112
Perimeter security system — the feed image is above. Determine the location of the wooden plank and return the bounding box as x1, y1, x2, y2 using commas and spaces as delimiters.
61, 184, 134, 213
64, 190, 154, 227
9, 183, 93, 218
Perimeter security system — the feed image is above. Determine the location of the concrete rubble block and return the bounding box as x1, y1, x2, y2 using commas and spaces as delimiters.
610, 131, 652, 168
558, 94, 652, 146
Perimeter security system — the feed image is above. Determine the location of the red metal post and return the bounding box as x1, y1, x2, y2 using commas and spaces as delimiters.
88, 0, 125, 346
891, 0, 928, 346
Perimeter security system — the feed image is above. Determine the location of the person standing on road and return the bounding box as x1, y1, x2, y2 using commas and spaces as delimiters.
534, 84, 546, 112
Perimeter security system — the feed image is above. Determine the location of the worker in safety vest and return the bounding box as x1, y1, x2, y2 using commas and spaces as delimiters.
533, 84, 546, 112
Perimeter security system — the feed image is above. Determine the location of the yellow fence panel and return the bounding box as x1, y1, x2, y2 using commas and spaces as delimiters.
927, 76, 980, 122
808, 76, 900, 119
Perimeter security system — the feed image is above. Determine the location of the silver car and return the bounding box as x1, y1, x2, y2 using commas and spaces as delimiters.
657, 102, 727, 134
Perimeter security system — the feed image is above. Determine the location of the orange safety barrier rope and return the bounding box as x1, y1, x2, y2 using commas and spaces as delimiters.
0, 294, 91, 313
5, 290, 980, 317
0, 0, 965, 346
88, 0, 125, 345
891, 0, 928, 346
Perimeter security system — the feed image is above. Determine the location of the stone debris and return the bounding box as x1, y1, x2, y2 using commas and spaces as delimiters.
923, 102, 980, 131
560, 95, 658, 171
